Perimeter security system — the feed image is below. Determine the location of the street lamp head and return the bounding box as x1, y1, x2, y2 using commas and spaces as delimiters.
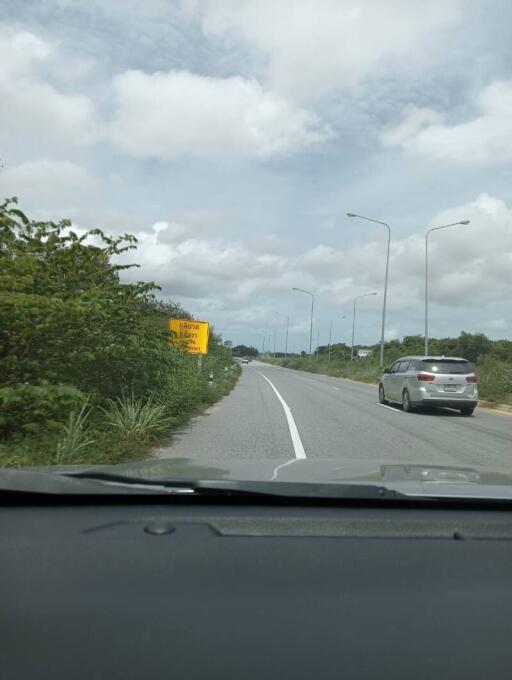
460, 220, 470, 225
346, 212, 357, 218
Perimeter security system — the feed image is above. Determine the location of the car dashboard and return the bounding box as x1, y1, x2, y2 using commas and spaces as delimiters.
3, 496, 512, 679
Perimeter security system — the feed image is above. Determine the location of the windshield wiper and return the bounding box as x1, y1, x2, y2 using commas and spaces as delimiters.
8, 469, 511, 503
0, 468, 407, 501
62, 470, 405, 500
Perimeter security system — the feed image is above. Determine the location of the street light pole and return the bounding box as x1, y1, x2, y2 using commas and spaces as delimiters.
273, 327, 277, 357
292, 287, 314, 358
328, 320, 333, 362
351, 292, 378, 361
424, 220, 470, 355
274, 312, 290, 358
254, 331, 265, 354
338, 314, 347, 361
347, 213, 391, 368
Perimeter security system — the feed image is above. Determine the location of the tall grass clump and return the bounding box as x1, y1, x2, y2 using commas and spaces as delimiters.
101, 394, 173, 443
54, 402, 95, 464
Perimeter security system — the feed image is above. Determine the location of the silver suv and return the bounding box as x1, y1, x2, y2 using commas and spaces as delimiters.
379, 356, 478, 415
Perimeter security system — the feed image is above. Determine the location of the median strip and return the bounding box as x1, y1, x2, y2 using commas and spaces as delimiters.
257, 371, 307, 460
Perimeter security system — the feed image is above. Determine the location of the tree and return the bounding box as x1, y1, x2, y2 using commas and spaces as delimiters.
455, 331, 492, 363
0, 197, 174, 398
231, 345, 259, 357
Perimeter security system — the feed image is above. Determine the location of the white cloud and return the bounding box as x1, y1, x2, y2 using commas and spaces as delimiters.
0, 26, 96, 145
484, 319, 508, 332
109, 69, 331, 158
188, 0, 461, 101
115, 191, 512, 340
380, 107, 442, 147
381, 81, 512, 163
0, 159, 93, 205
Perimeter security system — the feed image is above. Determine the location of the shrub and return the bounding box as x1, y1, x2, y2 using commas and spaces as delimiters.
476, 358, 512, 404
54, 402, 95, 464
101, 393, 173, 443
161, 357, 204, 418
0, 384, 88, 440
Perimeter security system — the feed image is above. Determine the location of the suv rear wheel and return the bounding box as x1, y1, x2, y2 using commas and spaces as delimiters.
402, 388, 414, 412
460, 407, 475, 416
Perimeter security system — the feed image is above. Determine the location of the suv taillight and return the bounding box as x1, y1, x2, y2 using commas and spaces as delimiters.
417, 373, 435, 382
466, 376, 478, 383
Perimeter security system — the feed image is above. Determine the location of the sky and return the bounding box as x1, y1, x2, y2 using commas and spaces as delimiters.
1, 0, 511, 352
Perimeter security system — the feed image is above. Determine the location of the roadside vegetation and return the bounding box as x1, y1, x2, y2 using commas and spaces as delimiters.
0, 198, 239, 468
266, 333, 512, 405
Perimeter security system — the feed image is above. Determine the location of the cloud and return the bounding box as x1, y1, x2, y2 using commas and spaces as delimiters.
484, 319, 508, 332
114, 192, 512, 343
380, 81, 512, 163
424, 193, 512, 303
188, 0, 462, 101
0, 26, 97, 147
0, 159, 93, 205
109, 69, 331, 158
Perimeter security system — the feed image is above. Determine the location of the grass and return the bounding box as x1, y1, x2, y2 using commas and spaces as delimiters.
269, 356, 383, 384
101, 394, 173, 444
0, 362, 242, 468
475, 357, 512, 405
54, 402, 95, 465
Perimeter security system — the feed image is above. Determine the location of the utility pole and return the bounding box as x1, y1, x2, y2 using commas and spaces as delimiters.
347, 213, 391, 367
274, 312, 290, 358
292, 288, 315, 359
351, 292, 377, 361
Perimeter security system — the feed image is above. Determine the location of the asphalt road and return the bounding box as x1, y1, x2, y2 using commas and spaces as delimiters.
158, 361, 512, 469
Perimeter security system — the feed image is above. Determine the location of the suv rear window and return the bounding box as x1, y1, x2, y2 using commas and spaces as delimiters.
420, 360, 473, 374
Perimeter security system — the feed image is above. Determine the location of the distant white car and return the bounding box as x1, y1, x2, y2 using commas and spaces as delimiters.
241, 358, 249, 364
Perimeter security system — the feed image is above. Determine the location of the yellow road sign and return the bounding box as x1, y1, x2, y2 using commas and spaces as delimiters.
169, 318, 209, 354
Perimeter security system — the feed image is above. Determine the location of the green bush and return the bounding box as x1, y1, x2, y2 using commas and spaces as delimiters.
476, 357, 512, 404
101, 393, 174, 443
54, 402, 95, 464
0, 383, 88, 439
0, 197, 168, 398
161, 358, 204, 418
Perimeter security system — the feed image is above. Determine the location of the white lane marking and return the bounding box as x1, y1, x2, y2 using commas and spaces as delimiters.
376, 402, 402, 413
257, 371, 307, 460
330, 386, 340, 390
271, 458, 301, 481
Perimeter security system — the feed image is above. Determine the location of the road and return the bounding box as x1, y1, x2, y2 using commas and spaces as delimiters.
158, 361, 512, 469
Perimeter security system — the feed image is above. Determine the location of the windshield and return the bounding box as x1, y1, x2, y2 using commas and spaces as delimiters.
1, 1, 511, 498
